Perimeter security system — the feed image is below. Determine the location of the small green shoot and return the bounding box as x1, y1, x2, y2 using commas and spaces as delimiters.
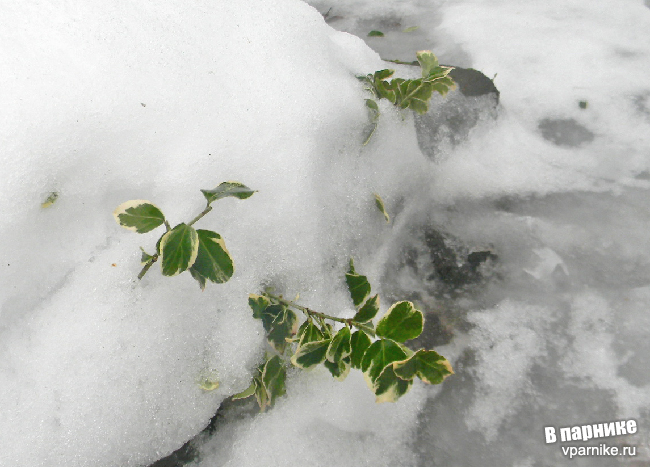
41, 192, 59, 208
240, 259, 453, 409
368, 30, 385, 37
374, 193, 390, 223
403, 26, 419, 33
113, 181, 255, 288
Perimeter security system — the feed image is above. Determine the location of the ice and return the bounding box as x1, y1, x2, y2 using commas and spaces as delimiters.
3, 0, 650, 466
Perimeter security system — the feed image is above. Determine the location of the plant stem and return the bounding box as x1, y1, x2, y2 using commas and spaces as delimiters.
265, 293, 375, 336
138, 254, 158, 280
188, 204, 213, 227
382, 58, 418, 66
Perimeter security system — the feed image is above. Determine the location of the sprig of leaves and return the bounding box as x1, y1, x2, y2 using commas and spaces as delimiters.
358, 50, 455, 144
239, 258, 453, 409
113, 181, 255, 288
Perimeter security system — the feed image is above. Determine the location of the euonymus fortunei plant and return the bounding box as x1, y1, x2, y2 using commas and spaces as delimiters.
113, 181, 255, 288
359, 50, 455, 144
234, 258, 453, 410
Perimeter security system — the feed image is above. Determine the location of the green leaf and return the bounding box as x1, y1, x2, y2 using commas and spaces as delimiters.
365, 98, 379, 114
345, 258, 371, 307
298, 321, 325, 346
376, 301, 424, 342
256, 304, 284, 331
362, 99, 380, 146
355, 321, 376, 337
188, 229, 234, 289
368, 30, 384, 37
291, 339, 331, 369
140, 247, 154, 264
113, 200, 166, 234
266, 308, 298, 353
416, 50, 439, 78
254, 376, 268, 411
373, 365, 413, 403
231, 381, 257, 400
361, 338, 408, 387
262, 355, 286, 406
326, 326, 352, 363
324, 357, 351, 382
249, 294, 271, 318
374, 69, 394, 80
353, 294, 380, 323
393, 349, 454, 384
159, 223, 199, 276
403, 26, 419, 33
373, 193, 390, 223
408, 98, 429, 115
200, 181, 255, 205
41, 191, 59, 208
350, 330, 372, 369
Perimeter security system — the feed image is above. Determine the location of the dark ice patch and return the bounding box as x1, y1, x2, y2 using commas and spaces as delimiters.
538, 118, 595, 147
415, 67, 499, 161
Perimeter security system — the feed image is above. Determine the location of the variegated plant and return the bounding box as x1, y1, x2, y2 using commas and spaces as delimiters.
359, 50, 455, 144
235, 258, 453, 410
113, 181, 255, 288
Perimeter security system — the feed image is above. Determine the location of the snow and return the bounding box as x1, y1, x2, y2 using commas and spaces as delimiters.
2, 0, 650, 466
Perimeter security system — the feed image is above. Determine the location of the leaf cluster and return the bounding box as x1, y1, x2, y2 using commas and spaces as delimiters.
113, 181, 255, 288
358, 50, 454, 144
240, 258, 453, 409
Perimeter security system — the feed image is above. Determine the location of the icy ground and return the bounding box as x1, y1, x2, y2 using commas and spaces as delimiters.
1, 1, 650, 466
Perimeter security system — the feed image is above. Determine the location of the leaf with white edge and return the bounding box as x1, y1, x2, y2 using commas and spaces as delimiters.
376, 301, 423, 342
408, 98, 429, 115
373, 365, 413, 403
257, 304, 284, 332
324, 357, 351, 382
416, 50, 439, 78
113, 200, 166, 233
326, 326, 351, 363
350, 330, 371, 369
291, 339, 331, 370
361, 338, 408, 388
262, 355, 286, 406
373, 193, 390, 223
345, 258, 371, 307
356, 321, 376, 337
159, 223, 199, 276
267, 308, 298, 353
254, 376, 269, 411
140, 247, 154, 264
374, 69, 394, 81
353, 294, 380, 323
232, 381, 257, 400
188, 229, 233, 290
249, 294, 271, 319
298, 321, 324, 346
393, 349, 453, 384
200, 181, 255, 205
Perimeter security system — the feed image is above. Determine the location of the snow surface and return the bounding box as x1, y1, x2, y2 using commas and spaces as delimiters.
2, 0, 650, 466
